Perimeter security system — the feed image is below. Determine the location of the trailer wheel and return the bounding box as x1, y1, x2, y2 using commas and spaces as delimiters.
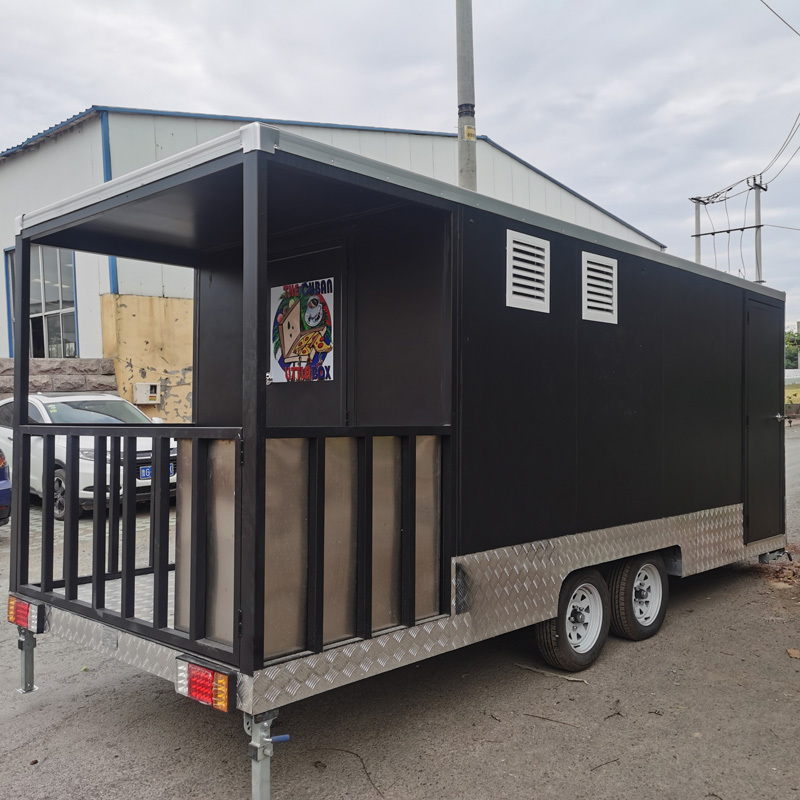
535, 569, 610, 672
609, 553, 669, 641
54, 468, 67, 522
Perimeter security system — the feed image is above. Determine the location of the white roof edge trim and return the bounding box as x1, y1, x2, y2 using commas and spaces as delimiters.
15, 125, 266, 235
241, 122, 280, 154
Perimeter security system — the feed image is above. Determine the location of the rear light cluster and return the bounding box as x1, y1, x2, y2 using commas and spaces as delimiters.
7, 596, 45, 633
176, 656, 235, 712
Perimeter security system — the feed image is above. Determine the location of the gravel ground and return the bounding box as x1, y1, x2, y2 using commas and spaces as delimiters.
1, 433, 798, 800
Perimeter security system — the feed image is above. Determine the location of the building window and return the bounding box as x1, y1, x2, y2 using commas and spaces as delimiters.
6, 246, 77, 358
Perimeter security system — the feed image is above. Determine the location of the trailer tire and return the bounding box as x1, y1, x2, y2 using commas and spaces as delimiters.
609, 553, 669, 641
535, 569, 610, 672
54, 468, 67, 522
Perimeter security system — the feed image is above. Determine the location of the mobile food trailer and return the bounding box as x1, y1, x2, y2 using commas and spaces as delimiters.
7, 124, 786, 798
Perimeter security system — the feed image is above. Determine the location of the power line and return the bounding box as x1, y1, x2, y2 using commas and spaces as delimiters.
704, 204, 718, 269
765, 223, 800, 231
723, 195, 732, 271
739, 188, 752, 276
761, 109, 800, 174
759, 0, 800, 38
765, 140, 800, 183
692, 107, 800, 205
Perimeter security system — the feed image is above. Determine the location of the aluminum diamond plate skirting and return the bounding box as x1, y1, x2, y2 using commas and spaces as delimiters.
39, 504, 785, 715
46, 606, 179, 682
240, 503, 784, 714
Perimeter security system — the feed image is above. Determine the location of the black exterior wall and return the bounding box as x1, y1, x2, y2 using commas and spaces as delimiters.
194, 251, 244, 427
263, 204, 452, 429
456, 208, 780, 555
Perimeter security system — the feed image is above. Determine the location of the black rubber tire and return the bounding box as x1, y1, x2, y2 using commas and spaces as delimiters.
608, 553, 669, 641
535, 568, 611, 672
54, 468, 67, 522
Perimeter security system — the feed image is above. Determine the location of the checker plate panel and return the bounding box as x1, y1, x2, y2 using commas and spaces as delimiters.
39, 504, 784, 714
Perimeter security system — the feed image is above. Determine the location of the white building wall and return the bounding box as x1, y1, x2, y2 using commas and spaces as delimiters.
73, 252, 108, 357
0, 117, 106, 358
2, 111, 661, 341
108, 114, 246, 298
276, 125, 657, 250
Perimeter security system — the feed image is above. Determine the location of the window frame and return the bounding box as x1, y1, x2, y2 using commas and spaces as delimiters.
6, 245, 79, 358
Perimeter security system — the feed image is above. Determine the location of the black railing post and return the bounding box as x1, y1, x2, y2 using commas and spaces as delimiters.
40, 434, 55, 592
121, 436, 137, 618
356, 436, 373, 639
239, 150, 269, 674
10, 235, 31, 592
63, 436, 80, 600
306, 437, 326, 653
151, 436, 171, 629
400, 436, 417, 627
91, 436, 108, 610
108, 437, 122, 574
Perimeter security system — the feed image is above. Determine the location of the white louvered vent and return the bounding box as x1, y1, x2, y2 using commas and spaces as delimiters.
506, 230, 550, 313
582, 252, 618, 324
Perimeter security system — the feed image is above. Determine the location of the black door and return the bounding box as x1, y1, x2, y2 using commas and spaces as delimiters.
744, 298, 784, 543
265, 243, 347, 428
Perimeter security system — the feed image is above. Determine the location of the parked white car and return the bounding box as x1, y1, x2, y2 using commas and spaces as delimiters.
0, 392, 177, 520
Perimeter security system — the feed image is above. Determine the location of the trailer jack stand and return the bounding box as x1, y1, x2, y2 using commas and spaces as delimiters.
17, 627, 37, 694
245, 709, 290, 800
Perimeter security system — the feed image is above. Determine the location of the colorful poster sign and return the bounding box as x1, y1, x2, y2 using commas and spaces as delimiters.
270, 278, 334, 383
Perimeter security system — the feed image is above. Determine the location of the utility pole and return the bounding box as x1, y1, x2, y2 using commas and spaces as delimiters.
690, 174, 767, 281
749, 174, 767, 284
456, 0, 477, 191
692, 198, 704, 264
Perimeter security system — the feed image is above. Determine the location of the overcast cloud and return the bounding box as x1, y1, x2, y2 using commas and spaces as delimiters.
2, 0, 799, 321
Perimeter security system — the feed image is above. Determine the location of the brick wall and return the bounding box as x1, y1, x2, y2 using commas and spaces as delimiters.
0, 358, 119, 399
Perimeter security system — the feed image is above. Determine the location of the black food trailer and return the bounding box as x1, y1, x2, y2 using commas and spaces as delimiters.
7, 123, 786, 798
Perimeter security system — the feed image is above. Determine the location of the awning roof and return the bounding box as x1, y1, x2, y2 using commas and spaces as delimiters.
14, 123, 785, 301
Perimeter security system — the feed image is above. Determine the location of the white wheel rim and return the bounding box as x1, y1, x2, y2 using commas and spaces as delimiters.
565, 582, 604, 653
632, 564, 663, 626
54, 475, 66, 518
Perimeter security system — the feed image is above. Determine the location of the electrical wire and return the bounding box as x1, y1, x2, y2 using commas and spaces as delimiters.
739, 188, 751, 276
759, 0, 800, 38
764, 140, 800, 183
693, 105, 800, 205
761, 109, 800, 175
723, 196, 732, 271
704, 204, 718, 269
765, 223, 800, 231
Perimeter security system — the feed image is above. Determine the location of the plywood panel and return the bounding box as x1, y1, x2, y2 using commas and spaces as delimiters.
323, 437, 358, 644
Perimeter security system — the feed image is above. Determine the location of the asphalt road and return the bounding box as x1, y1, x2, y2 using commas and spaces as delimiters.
1, 438, 798, 800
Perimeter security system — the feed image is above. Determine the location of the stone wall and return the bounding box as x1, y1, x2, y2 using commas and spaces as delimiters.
0, 357, 118, 399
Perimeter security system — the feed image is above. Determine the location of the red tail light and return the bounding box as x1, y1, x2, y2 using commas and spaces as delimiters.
7, 596, 45, 632
176, 656, 234, 712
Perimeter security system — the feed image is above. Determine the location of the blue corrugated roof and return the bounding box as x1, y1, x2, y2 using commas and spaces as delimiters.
0, 105, 664, 248
0, 105, 456, 160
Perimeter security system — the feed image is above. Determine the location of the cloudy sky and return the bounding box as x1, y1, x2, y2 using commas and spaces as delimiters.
2, 0, 799, 321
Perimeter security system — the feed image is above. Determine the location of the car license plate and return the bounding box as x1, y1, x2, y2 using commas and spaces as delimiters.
139, 463, 176, 480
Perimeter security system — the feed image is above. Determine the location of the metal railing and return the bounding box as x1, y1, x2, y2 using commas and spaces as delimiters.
11, 423, 452, 673
11, 424, 241, 665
